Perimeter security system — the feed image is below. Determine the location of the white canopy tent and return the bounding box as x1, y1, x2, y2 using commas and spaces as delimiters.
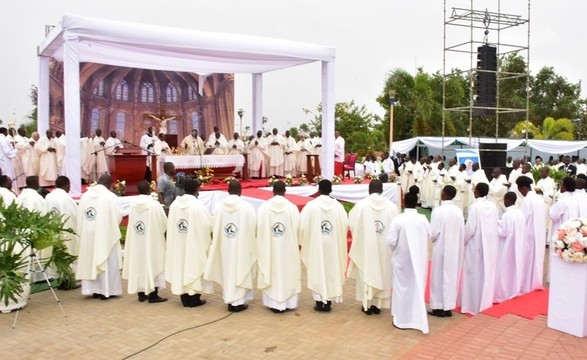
37, 14, 336, 197
392, 136, 587, 155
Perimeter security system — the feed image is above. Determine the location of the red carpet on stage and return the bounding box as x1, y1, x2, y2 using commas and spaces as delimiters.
241, 188, 312, 211
424, 260, 548, 319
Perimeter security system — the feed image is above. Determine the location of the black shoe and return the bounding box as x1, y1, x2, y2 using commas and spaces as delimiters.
228, 304, 249, 312
92, 293, 101, 299
138, 292, 148, 303
370, 305, 381, 315
180, 294, 190, 307
148, 295, 168, 303
100, 295, 110, 300
444, 310, 453, 317
427, 309, 447, 318
270, 308, 286, 314
362, 306, 373, 315
313, 301, 326, 312
188, 295, 206, 308
324, 301, 332, 312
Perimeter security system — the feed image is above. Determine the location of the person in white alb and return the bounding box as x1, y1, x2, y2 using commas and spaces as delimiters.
104, 131, 124, 156
0, 175, 16, 206
154, 133, 171, 155
123, 180, 168, 303
266, 128, 285, 177
206, 126, 228, 155
91, 129, 109, 179
428, 185, 465, 318
488, 167, 509, 216
347, 179, 397, 315
248, 130, 268, 178
76, 174, 123, 300
180, 129, 205, 155
296, 134, 313, 175
334, 131, 345, 176
227, 132, 245, 155
386, 186, 430, 333
35, 129, 59, 187
0, 127, 16, 186
256, 181, 302, 313
283, 130, 298, 177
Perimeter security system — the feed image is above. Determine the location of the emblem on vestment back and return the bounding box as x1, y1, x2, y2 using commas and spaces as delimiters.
374, 220, 385, 235
84, 207, 96, 221
320, 220, 333, 234
134, 221, 145, 235
225, 222, 238, 238
50, 207, 60, 216
177, 219, 188, 233
272, 222, 285, 237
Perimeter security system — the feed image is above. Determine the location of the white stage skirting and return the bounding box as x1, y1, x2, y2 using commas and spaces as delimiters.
158, 154, 245, 170
259, 183, 399, 206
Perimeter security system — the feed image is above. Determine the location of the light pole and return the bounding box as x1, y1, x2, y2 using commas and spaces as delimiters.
388, 90, 396, 153
262, 116, 268, 133
237, 108, 244, 137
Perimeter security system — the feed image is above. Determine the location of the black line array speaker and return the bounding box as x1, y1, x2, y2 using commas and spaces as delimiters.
479, 143, 506, 168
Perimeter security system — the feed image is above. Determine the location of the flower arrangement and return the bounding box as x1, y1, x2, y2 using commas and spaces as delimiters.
284, 174, 293, 186
365, 173, 378, 180
268, 176, 279, 186
332, 175, 342, 185
297, 174, 308, 186
196, 167, 214, 184
353, 176, 363, 184
312, 175, 323, 184
224, 176, 238, 184
555, 218, 587, 263
113, 180, 126, 197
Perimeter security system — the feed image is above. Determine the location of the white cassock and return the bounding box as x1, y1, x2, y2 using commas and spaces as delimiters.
165, 194, 214, 296
296, 139, 313, 175
248, 136, 268, 178
299, 195, 348, 304
550, 192, 580, 244
0, 187, 16, 206
334, 135, 345, 165
519, 191, 547, 294
0, 134, 17, 182
104, 137, 124, 156
92, 136, 109, 178
46, 188, 79, 256
461, 196, 499, 314
122, 195, 167, 295
347, 193, 398, 310
75, 184, 123, 298
267, 134, 285, 177
180, 135, 205, 155
420, 164, 435, 208
256, 195, 302, 310
227, 138, 245, 155
310, 136, 322, 171
204, 195, 256, 305
429, 200, 465, 311
386, 208, 430, 334
507, 168, 522, 194
14, 134, 35, 179
283, 136, 298, 177
494, 205, 526, 303
206, 133, 228, 155
399, 162, 413, 193
56, 135, 66, 175
446, 165, 463, 211
80, 137, 95, 181
574, 190, 587, 217
153, 139, 171, 155
488, 175, 508, 216
35, 136, 58, 187
17, 188, 50, 279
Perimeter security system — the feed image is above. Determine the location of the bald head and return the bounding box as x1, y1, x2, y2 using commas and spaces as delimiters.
272, 181, 286, 196
368, 179, 383, 195
228, 180, 242, 196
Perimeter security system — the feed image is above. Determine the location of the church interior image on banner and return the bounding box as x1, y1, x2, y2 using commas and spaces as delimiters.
47, 60, 235, 148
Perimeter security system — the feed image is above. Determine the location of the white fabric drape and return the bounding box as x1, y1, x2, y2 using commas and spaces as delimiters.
321, 60, 335, 180
527, 139, 587, 154
63, 37, 82, 197
252, 74, 263, 134
38, 57, 50, 135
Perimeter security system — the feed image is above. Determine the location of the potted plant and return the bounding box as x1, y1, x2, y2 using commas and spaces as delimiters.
0, 200, 76, 313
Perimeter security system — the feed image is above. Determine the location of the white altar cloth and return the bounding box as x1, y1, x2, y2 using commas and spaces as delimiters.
159, 155, 245, 170
547, 255, 587, 337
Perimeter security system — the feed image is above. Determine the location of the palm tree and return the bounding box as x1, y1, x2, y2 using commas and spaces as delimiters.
539, 117, 574, 140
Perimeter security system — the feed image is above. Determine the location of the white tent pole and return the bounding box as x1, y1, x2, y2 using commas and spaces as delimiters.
252, 73, 263, 135
321, 60, 335, 179
63, 37, 82, 197
38, 57, 50, 135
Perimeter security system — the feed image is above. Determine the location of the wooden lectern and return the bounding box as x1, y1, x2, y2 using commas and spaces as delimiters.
108, 154, 155, 195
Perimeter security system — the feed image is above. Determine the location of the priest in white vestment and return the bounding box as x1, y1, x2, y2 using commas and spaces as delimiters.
0, 175, 16, 206
334, 131, 345, 176
180, 129, 205, 155
347, 180, 398, 315
46, 176, 79, 256
204, 181, 256, 312
80, 136, 95, 182
91, 129, 109, 179
14, 128, 36, 181
296, 135, 313, 175
574, 177, 587, 217
55, 131, 66, 175
429, 185, 465, 317
0, 127, 17, 186
283, 130, 298, 177
266, 128, 285, 177
153, 133, 171, 155
206, 126, 228, 155
256, 181, 302, 313
104, 131, 124, 156
248, 131, 268, 178
461, 182, 499, 315
227, 133, 245, 155
299, 180, 349, 312
516, 176, 547, 294
550, 177, 580, 245
165, 178, 212, 307
494, 192, 526, 303
488, 167, 509, 216
76, 175, 123, 300
123, 181, 168, 303
35, 129, 58, 187
386, 186, 430, 333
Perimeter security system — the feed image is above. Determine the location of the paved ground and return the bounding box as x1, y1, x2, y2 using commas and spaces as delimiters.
2, 271, 586, 360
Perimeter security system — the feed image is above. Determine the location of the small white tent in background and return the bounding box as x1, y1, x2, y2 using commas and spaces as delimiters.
37, 14, 336, 197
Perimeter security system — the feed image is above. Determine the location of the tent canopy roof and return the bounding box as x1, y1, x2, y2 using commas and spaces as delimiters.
38, 13, 335, 74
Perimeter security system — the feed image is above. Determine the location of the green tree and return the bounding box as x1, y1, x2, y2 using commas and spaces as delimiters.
22, 85, 38, 135
530, 67, 582, 124
539, 117, 574, 140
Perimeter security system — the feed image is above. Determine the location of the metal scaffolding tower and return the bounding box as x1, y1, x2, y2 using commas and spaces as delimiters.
442, 0, 531, 146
